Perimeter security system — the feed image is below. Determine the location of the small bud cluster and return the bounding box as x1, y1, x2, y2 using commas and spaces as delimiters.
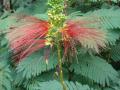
48, 0, 66, 28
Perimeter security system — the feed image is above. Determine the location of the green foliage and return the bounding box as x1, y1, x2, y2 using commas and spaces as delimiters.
26, 80, 93, 90
110, 43, 120, 61
0, 60, 12, 90
0, 32, 12, 90
70, 54, 118, 86
16, 49, 58, 79
85, 8, 120, 44
0, 16, 18, 30
13, 0, 48, 15
85, 8, 120, 29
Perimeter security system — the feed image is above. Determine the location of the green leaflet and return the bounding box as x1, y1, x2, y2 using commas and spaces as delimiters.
110, 44, 120, 61
70, 54, 118, 86
16, 49, 58, 79
14, 69, 56, 87
0, 16, 18, 30
15, 0, 48, 15
0, 60, 12, 90
84, 7, 120, 29
106, 29, 120, 45
27, 80, 93, 90
0, 34, 12, 90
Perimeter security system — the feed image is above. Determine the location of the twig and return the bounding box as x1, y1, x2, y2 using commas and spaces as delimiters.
3, 0, 11, 11
64, 0, 67, 15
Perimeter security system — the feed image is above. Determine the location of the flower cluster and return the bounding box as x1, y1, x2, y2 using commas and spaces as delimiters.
48, 0, 66, 28
6, 0, 107, 62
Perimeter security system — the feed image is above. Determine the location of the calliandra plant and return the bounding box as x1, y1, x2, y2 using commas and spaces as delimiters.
3, 0, 120, 90
6, 0, 107, 89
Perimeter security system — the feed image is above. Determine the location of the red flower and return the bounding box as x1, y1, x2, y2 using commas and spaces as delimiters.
7, 16, 50, 61
61, 19, 107, 55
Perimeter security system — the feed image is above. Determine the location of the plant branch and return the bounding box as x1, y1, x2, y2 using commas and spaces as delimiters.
3, 0, 11, 11
64, 0, 67, 15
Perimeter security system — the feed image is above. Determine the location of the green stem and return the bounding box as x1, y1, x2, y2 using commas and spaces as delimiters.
57, 43, 66, 90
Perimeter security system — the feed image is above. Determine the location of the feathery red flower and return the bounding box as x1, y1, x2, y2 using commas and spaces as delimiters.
61, 19, 107, 54
7, 16, 50, 60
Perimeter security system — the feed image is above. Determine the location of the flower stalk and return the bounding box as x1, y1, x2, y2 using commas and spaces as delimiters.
47, 0, 67, 89
57, 42, 66, 90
